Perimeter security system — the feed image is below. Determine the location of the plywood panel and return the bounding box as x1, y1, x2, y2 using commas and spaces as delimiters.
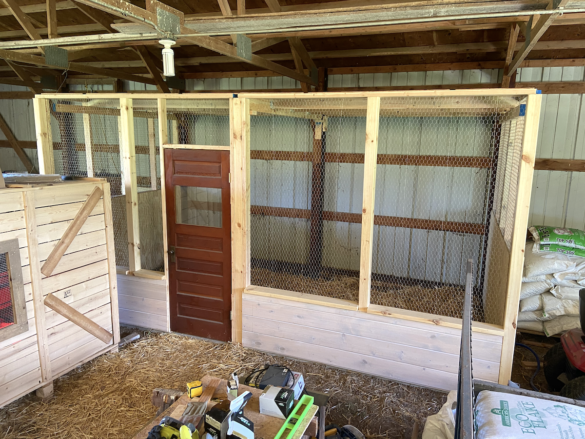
118, 294, 167, 316
0, 335, 37, 368
0, 368, 42, 408
35, 201, 104, 226
117, 274, 167, 301
51, 337, 113, 378
40, 245, 108, 278
0, 352, 41, 386
34, 183, 102, 208
0, 210, 25, 233
0, 191, 24, 214
37, 215, 105, 244
41, 260, 109, 294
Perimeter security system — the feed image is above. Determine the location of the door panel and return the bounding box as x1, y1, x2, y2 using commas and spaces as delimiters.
165, 148, 231, 341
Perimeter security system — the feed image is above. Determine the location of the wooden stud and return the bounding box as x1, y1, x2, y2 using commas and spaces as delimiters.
83, 102, 94, 177
237, 0, 246, 16
216, 0, 238, 45
3, 0, 46, 53
0, 112, 36, 173
101, 181, 120, 343
288, 37, 317, 71
148, 118, 157, 190
502, 24, 520, 88
23, 190, 53, 384
498, 93, 542, 385
158, 98, 171, 332
33, 98, 55, 174
290, 43, 309, 93
119, 98, 141, 272
47, 0, 58, 39
40, 186, 103, 277
231, 97, 250, 343
358, 97, 381, 312
44, 293, 113, 344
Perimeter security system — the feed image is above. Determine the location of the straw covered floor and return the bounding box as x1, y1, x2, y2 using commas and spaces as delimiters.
0, 328, 446, 439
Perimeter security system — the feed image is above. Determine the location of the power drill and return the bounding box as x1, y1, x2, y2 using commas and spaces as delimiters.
147, 416, 199, 439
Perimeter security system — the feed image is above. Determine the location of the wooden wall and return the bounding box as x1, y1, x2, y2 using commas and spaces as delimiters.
242, 291, 502, 391
117, 275, 167, 331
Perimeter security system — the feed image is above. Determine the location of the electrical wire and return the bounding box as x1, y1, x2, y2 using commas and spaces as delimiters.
516, 342, 541, 392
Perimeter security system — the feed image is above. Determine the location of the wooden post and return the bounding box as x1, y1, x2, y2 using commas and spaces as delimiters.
102, 181, 121, 344
83, 102, 94, 177
158, 97, 171, 332
33, 97, 55, 174
23, 190, 53, 386
498, 93, 542, 384
119, 97, 141, 272
148, 118, 157, 190
358, 96, 381, 312
118, 113, 125, 195
231, 97, 250, 343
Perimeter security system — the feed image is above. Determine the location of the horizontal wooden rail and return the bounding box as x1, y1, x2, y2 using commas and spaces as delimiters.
251, 205, 485, 235
250, 150, 494, 168
534, 158, 585, 172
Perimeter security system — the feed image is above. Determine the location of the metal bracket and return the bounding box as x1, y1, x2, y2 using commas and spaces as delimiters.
45, 46, 68, 69
157, 7, 181, 35
236, 34, 252, 61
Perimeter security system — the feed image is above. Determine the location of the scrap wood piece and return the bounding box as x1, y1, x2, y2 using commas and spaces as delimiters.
41, 186, 103, 277
44, 293, 113, 344
152, 388, 184, 415
0, 112, 36, 173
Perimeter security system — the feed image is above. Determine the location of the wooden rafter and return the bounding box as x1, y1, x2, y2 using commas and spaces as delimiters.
507, 0, 570, 77
136, 46, 170, 93
47, 0, 59, 39
290, 42, 308, 92
250, 37, 287, 52
0, 112, 36, 173
216, 0, 238, 45
237, 0, 245, 15
73, 1, 117, 33
288, 37, 316, 70
502, 24, 520, 88
6, 61, 43, 93
3, 0, 46, 53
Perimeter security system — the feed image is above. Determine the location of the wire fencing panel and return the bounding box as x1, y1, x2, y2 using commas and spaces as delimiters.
165, 99, 230, 146
0, 252, 13, 329
369, 95, 525, 324
250, 97, 367, 301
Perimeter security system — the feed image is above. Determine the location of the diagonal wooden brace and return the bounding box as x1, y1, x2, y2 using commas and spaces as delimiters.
41, 186, 103, 277
44, 293, 113, 344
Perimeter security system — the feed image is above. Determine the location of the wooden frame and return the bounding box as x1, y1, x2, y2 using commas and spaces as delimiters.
0, 238, 28, 342
33, 89, 541, 389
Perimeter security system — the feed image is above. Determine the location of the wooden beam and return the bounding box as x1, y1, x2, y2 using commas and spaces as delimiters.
288, 37, 317, 71
237, 0, 245, 16
534, 158, 585, 172
250, 37, 287, 52
0, 91, 35, 99
157, 97, 170, 331
119, 97, 141, 272
0, 1, 75, 17
216, 0, 238, 45
3, 0, 46, 54
136, 46, 170, 93
47, 0, 59, 39
290, 42, 309, 92
0, 48, 158, 86
0, 112, 36, 172
41, 186, 103, 277
6, 61, 43, 94
182, 34, 316, 86
33, 97, 55, 174
507, 0, 570, 76
358, 96, 380, 312
502, 24, 520, 88
73, 0, 117, 33
44, 293, 113, 344
263, 0, 281, 13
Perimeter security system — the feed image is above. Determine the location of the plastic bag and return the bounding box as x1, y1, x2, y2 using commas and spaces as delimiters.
523, 242, 583, 278
534, 243, 585, 258
530, 225, 585, 250
422, 390, 456, 439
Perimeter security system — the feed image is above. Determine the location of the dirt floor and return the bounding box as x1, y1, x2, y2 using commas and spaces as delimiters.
0, 326, 447, 439
252, 268, 481, 321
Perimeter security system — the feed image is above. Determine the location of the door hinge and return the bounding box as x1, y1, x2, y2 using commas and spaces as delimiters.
228, 172, 231, 183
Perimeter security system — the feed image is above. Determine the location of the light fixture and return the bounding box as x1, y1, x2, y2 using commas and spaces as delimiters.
159, 39, 176, 77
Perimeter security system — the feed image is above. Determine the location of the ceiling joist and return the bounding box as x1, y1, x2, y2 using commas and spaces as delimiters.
47, 0, 59, 39
3, 0, 47, 53
73, 0, 117, 33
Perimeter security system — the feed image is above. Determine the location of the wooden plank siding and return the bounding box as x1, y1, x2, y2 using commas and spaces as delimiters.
242, 293, 502, 391
117, 275, 168, 331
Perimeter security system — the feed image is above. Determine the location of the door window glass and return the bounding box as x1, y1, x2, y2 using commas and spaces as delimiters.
175, 186, 222, 227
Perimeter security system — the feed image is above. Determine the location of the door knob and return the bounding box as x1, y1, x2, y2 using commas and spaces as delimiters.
169, 246, 176, 263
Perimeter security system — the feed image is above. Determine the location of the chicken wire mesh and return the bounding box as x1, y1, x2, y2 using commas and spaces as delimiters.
166, 99, 230, 146
0, 252, 14, 330
248, 95, 527, 325
49, 98, 164, 270
250, 97, 367, 299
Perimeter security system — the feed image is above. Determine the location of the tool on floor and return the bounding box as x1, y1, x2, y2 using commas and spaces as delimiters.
147, 416, 198, 439
274, 394, 315, 439
188, 380, 203, 398
180, 378, 221, 426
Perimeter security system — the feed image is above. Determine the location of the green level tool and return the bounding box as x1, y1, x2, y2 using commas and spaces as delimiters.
274, 394, 315, 439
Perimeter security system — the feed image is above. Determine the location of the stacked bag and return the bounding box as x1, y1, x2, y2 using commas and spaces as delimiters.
517, 226, 585, 336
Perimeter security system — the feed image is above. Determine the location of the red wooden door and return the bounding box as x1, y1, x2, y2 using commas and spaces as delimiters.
165, 148, 232, 342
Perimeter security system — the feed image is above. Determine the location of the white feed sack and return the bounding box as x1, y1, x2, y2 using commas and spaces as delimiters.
551, 285, 582, 301
517, 310, 554, 322
517, 321, 544, 332
544, 316, 581, 337
475, 390, 585, 438
523, 242, 585, 278
520, 280, 553, 300
519, 295, 543, 312
542, 293, 579, 318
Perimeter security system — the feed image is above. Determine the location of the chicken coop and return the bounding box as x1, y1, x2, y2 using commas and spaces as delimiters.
32, 90, 541, 390
0, 180, 119, 408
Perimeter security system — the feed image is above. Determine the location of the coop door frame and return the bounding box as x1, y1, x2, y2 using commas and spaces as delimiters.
0, 238, 27, 342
